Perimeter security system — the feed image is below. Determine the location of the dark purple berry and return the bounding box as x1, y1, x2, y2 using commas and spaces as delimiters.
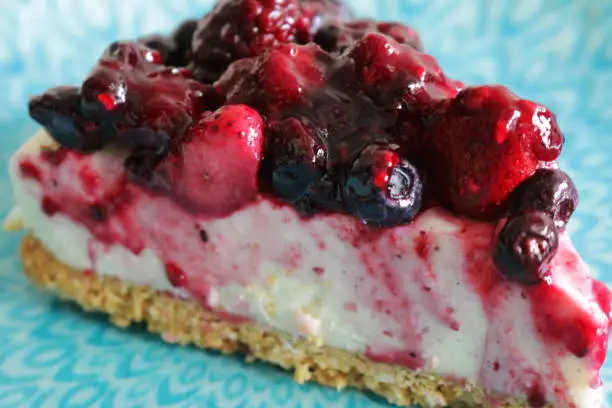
191, 0, 315, 83
28, 86, 111, 151
494, 211, 559, 286
345, 145, 422, 227
29, 40, 211, 163
267, 118, 328, 212
139, 19, 198, 66
509, 169, 578, 230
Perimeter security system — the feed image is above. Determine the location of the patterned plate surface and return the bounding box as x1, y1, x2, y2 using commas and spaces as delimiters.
1, 1, 612, 407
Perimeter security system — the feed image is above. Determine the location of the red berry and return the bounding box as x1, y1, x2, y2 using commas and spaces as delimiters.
158, 105, 264, 215
347, 33, 457, 109
425, 85, 564, 219
192, 0, 316, 82
378, 22, 422, 50
216, 43, 329, 118
344, 32, 459, 167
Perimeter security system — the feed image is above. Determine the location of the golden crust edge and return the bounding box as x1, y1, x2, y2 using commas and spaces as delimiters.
19, 234, 541, 408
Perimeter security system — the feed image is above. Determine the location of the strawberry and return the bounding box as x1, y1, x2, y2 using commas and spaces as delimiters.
159, 105, 264, 215
426, 85, 564, 219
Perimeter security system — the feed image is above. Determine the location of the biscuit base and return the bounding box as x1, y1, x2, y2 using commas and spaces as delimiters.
20, 234, 537, 408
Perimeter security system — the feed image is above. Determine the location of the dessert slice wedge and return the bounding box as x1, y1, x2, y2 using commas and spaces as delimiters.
6, 1, 612, 407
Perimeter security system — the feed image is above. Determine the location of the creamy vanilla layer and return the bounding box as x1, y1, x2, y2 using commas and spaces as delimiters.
7, 132, 606, 408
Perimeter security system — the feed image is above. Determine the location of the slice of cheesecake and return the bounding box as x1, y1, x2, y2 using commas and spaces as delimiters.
6, 1, 611, 407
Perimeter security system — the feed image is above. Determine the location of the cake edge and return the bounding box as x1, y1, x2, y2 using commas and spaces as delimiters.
18, 234, 541, 408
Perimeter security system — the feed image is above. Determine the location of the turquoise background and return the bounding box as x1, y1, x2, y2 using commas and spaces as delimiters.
1, 0, 612, 406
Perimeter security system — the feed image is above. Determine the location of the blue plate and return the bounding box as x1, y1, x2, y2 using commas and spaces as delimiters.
1, 1, 611, 407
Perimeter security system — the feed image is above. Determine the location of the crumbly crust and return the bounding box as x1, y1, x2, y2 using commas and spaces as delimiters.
20, 234, 540, 408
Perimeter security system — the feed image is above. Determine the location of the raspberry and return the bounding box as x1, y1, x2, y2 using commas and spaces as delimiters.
508, 169, 578, 229
347, 33, 457, 108
158, 105, 264, 214
314, 20, 422, 53
191, 0, 315, 83
216, 43, 330, 118
344, 32, 460, 166
494, 211, 559, 285
425, 85, 564, 219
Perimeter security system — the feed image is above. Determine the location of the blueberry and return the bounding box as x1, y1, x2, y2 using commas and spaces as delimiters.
345, 145, 422, 227
509, 169, 578, 229
273, 161, 323, 204
28, 86, 111, 151
494, 211, 559, 286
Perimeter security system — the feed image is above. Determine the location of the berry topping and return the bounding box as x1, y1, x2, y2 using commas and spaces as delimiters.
191, 0, 315, 83
219, 38, 441, 225
268, 118, 328, 212
494, 211, 559, 285
157, 105, 264, 214
426, 85, 564, 219
27, 6, 571, 230
345, 144, 422, 226
347, 33, 456, 108
217, 43, 329, 117
140, 19, 198, 66
314, 19, 423, 53
30, 41, 220, 164
509, 169, 578, 229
